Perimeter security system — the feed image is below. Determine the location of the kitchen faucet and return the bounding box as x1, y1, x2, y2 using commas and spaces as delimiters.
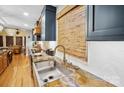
54, 45, 67, 64
54, 45, 80, 71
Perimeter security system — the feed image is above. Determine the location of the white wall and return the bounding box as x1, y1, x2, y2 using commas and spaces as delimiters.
87, 42, 124, 86
26, 30, 33, 49
57, 5, 65, 13
49, 41, 57, 50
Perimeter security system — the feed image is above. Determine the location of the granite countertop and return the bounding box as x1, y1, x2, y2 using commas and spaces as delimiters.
0, 48, 12, 55
32, 51, 115, 87
45, 68, 115, 87
44, 57, 115, 87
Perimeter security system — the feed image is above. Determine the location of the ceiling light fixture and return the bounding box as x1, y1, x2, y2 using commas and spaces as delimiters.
16, 29, 20, 35
24, 24, 28, 27
23, 12, 29, 16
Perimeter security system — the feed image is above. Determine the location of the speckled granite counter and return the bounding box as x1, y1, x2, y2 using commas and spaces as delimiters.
44, 64, 115, 87
32, 55, 115, 87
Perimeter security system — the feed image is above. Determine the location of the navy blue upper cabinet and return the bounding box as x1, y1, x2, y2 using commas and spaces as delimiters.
87, 5, 124, 41
41, 5, 56, 41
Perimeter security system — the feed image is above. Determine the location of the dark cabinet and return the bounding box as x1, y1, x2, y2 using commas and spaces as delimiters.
32, 35, 41, 41
24, 36, 26, 47
87, 5, 124, 41
0, 36, 3, 47
6, 36, 13, 47
16, 36, 22, 46
41, 5, 56, 41
34, 35, 41, 41
32, 29, 35, 41
36, 35, 41, 41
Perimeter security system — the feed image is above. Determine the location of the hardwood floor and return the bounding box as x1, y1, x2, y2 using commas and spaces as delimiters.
0, 54, 34, 87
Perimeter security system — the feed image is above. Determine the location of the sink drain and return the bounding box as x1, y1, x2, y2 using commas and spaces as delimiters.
48, 76, 54, 79
43, 79, 48, 82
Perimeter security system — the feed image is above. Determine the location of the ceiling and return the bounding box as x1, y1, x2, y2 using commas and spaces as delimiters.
0, 5, 44, 31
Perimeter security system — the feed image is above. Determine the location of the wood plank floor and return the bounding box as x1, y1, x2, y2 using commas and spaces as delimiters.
0, 54, 34, 87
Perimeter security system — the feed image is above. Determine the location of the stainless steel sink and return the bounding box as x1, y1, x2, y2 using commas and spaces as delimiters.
38, 67, 62, 85
34, 61, 73, 86
35, 61, 54, 71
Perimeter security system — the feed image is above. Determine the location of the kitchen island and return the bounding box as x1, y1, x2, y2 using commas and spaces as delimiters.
0, 48, 13, 74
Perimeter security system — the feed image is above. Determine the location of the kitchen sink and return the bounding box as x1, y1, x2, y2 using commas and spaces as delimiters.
38, 67, 62, 86
33, 60, 74, 86
35, 60, 54, 71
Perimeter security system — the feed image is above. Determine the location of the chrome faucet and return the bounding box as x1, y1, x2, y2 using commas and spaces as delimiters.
54, 45, 66, 64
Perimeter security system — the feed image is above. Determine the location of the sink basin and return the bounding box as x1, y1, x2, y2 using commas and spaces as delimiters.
38, 68, 62, 85
35, 61, 54, 71
34, 61, 73, 86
